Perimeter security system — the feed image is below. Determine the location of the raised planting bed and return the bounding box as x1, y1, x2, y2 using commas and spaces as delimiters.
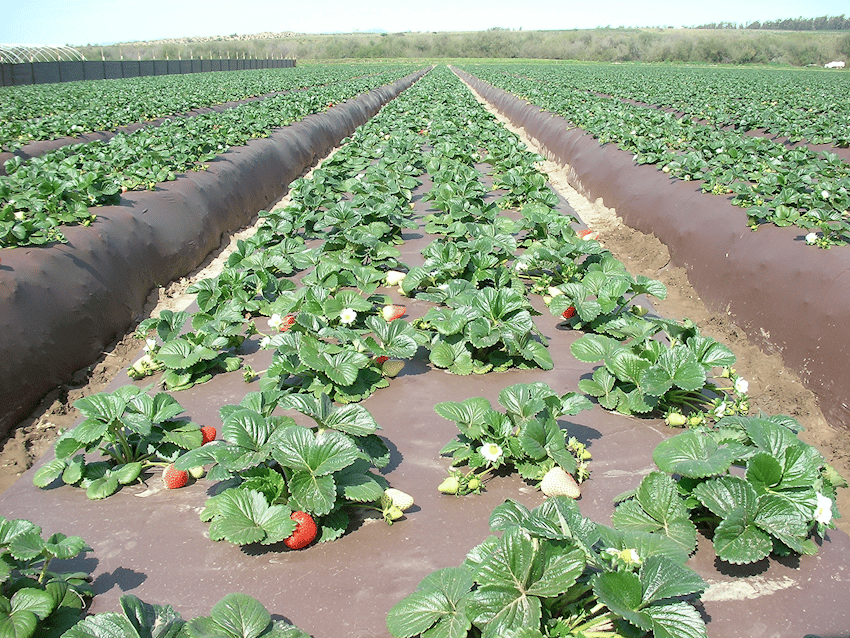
0, 68, 428, 437
454, 66, 850, 434
0, 65, 847, 638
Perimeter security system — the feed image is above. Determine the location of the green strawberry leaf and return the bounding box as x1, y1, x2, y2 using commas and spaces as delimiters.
653, 431, 746, 478
316, 508, 348, 544
386, 566, 474, 638
570, 334, 620, 363
606, 350, 651, 387
612, 472, 696, 554
120, 594, 185, 638
468, 528, 583, 638
274, 428, 358, 476
642, 601, 708, 638
285, 470, 335, 517
9, 588, 54, 621
488, 499, 532, 532
203, 592, 271, 638
642, 347, 705, 394
692, 476, 757, 519
57, 611, 138, 638
711, 507, 773, 564
85, 475, 120, 500
323, 404, 379, 437
33, 459, 67, 488
639, 554, 706, 604
435, 397, 493, 433
42, 532, 89, 560
687, 337, 735, 369
335, 463, 385, 503
207, 489, 294, 546
592, 570, 649, 631
746, 452, 783, 490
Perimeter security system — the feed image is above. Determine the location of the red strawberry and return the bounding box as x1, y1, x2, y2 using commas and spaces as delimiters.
577, 229, 593, 238
563, 306, 576, 320
280, 313, 297, 331
375, 356, 389, 365
200, 426, 217, 445
162, 464, 188, 489
284, 511, 318, 549
382, 304, 405, 322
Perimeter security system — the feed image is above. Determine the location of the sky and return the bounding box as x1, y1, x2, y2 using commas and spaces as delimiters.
2, 0, 848, 47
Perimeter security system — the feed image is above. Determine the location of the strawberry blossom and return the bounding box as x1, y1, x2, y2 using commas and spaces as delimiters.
268, 313, 284, 330
340, 308, 357, 325
734, 377, 749, 394
479, 442, 503, 463
814, 492, 833, 525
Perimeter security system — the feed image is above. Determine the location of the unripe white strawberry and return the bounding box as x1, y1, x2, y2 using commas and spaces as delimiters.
381, 360, 405, 378
438, 476, 460, 494
385, 488, 414, 511
540, 466, 581, 499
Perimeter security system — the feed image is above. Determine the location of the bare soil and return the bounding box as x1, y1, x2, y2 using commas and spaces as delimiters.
2, 100, 849, 540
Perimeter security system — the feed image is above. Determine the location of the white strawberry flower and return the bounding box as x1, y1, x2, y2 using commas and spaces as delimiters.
143, 338, 157, 352
734, 377, 749, 395
805, 232, 819, 245
814, 492, 833, 525
14, 211, 24, 220
714, 401, 728, 419
259, 336, 271, 349
822, 190, 830, 199
340, 308, 357, 325
479, 442, 503, 463
268, 313, 283, 330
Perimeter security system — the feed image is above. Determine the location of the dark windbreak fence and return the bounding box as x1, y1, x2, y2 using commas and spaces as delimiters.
0, 57, 296, 87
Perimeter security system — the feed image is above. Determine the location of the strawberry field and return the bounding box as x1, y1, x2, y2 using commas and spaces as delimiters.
1, 63, 850, 638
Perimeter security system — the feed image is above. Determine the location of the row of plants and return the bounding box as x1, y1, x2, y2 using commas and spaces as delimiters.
507, 63, 850, 148
459, 63, 850, 247
382, 67, 844, 637
0, 64, 422, 248
24, 64, 845, 638
0, 64, 394, 151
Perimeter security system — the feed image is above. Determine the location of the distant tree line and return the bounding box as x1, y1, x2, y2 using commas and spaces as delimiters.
694, 15, 850, 31
77, 26, 850, 68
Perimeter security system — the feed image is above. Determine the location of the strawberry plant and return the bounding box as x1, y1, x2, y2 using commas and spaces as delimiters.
571, 319, 737, 417
62, 591, 310, 638
543, 253, 668, 339
436, 382, 592, 495
492, 164, 560, 209
174, 392, 408, 545
131, 309, 244, 391
256, 309, 415, 404
0, 516, 93, 638
416, 286, 553, 374
32, 385, 204, 499
613, 414, 847, 564
387, 497, 707, 638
